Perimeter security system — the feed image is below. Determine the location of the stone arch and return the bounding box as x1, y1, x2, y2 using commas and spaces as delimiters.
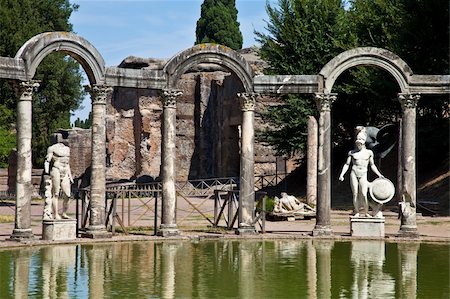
319, 47, 413, 93
163, 43, 254, 92
15, 32, 105, 84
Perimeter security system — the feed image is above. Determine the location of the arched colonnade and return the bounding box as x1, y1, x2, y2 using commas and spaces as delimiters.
0, 32, 448, 239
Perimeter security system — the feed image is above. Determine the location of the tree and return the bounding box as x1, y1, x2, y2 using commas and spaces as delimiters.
0, 0, 84, 166
255, 0, 352, 157
195, 0, 243, 50
73, 111, 92, 129
256, 0, 448, 160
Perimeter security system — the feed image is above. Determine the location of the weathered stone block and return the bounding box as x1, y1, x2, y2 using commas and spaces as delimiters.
42, 219, 77, 241
350, 217, 385, 238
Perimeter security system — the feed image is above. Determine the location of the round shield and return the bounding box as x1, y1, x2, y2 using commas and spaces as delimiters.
369, 178, 395, 204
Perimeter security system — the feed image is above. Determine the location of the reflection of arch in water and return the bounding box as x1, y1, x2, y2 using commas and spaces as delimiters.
319, 47, 412, 93
15, 31, 105, 84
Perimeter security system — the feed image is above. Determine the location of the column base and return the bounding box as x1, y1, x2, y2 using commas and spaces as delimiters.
10, 228, 35, 241
157, 224, 180, 237
80, 225, 112, 239
236, 226, 258, 236
397, 225, 420, 238
312, 225, 333, 237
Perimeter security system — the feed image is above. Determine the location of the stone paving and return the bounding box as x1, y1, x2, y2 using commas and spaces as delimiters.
0, 198, 449, 249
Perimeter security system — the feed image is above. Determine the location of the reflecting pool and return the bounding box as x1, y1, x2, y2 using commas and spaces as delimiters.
0, 240, 448, 298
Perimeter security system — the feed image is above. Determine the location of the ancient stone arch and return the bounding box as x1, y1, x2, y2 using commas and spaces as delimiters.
6, 32, 110, 240
163, 43, 254, 92
319, 47, 413, 93
15, 31, 106, 84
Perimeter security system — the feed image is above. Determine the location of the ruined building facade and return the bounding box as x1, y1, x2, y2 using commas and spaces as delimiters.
67, 49, 285, 183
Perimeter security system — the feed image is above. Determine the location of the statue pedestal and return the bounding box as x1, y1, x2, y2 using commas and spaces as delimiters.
42, 219, 77, 241
350, 217, 385, 238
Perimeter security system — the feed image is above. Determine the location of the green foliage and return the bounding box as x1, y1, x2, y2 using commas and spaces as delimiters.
0, 0, 84, 167
195, 0, 243, 50
73, 111, 93, 129
0, 127, 15, 168
255, 0, 352, 157
256, 0, 449, 160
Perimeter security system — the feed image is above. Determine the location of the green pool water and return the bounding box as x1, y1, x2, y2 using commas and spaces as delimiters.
0, 240, 448, 298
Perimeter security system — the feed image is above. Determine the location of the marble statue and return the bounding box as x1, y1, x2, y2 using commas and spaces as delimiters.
273, 192, 304, 213
43, 142, 74, 220
339, 126, 385, 217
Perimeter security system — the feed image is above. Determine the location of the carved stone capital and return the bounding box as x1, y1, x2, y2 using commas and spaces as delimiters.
398, 93, 420, 110
14, 81, 40, 100
86, 85, 112, 105
238, 93, 258, 112
162, 89, 183, 109
314, 93, 337, 112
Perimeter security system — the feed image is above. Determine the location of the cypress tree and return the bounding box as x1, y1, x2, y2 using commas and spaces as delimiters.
195, 0, 243, 50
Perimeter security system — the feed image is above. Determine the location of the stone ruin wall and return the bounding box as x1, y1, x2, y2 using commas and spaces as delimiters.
105, 70, 283, 182
63, 50, 290, 183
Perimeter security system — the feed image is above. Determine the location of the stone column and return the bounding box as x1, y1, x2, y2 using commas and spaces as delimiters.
307, 116, 318, 207
159, 89, 182, 237
312, 93, 336, 236
84, 85, 112, 238
11, 81, 39, 241
237, 93, 257, 235
397, 93, 420, 237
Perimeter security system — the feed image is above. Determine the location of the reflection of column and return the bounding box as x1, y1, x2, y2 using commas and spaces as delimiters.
42, 245, 76, 298
160, 243, 180, 299
159, 89, 182, 237
312, 93, 336, 236
237, 93, 257, 235
314, 240, 334, 298
307, 116, 318, 207
11, 81, 39, 240
87, 245, 107, 298
397, 93, 420, 237
13, 248, 33, 299
398, 243, 419, 299
306, 240, 317, 299
85, 85, 112, 238
239, 242, 256, 298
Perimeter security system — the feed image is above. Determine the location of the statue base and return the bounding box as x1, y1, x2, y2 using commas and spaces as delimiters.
42, 219, 77, 241
312, 225, 333, 236
157, 224, 180, 237
350, 217, 385, 238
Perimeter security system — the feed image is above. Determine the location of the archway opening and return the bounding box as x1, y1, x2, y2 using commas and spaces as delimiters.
330, 65, 402, 214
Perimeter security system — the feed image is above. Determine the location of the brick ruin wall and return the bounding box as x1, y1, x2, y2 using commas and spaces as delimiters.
105, 70, 284, 182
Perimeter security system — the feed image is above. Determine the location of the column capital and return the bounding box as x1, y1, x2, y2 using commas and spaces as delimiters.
162, 89, 183, 109
238, 92, 258, 112
398, 93, 420, 110
13, 81, 40, 100
86, 84, 112, 105
314, 93, 337, 112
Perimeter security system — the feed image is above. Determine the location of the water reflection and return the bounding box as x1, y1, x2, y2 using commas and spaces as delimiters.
0, 240, 448, 298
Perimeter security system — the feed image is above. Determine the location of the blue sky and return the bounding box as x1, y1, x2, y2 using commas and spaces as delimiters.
70, 0, 275, 122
